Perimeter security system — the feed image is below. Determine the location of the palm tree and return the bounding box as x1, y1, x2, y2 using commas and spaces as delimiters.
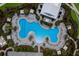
13, 26, 17, 32
32, 41, 35, 46
28, 35, 34, 41
43, 43, 45, 47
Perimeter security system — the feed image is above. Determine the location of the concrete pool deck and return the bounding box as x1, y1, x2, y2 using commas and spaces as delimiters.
11, 13, 67, 50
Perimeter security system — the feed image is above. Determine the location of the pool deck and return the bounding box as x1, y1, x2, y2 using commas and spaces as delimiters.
11, 13, 67, 50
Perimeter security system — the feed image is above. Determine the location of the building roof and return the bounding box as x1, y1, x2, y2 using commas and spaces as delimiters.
40, 3, 61, 19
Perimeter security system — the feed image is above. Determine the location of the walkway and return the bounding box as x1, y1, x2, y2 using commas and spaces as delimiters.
65, 4, 79, 54
67, 34, 77, 56
0, 47, 14, 56
0, 3, 6, 7
7, 52, 43, 56
73, 49, 79, 56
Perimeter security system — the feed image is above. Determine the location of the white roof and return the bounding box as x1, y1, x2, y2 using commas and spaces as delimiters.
40, 3, 61, 19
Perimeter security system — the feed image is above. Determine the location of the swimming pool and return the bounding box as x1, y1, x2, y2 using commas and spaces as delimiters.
18, 18, 60, 44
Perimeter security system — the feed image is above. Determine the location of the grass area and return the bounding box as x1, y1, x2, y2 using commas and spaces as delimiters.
0, 3, 23, 10
75, 3, 79, 10
0, 3, 23, 18
71, 3, 79, 39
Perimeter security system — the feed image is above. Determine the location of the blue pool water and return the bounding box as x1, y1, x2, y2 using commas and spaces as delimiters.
18, 18, 59, 43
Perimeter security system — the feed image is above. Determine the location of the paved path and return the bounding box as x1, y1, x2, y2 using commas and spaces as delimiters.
73, 49, 79, 56
67, 34, 77, 56
65, 4, 79, 55
0, 3, 6, 7
0, 47, 14, 56
38, 44, 41, 53
7, 52, 43, 56
5, 47, 14, 52
0, 50, 5, 54
68, 35, 77, 49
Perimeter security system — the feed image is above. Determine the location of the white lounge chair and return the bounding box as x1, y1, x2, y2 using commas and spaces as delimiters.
57, 50, 61, 55
20, 10, 24, 14
7, 18, 11, 22
7, 35, 11, 40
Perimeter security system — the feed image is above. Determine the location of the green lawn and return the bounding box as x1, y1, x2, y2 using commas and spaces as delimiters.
75, 3, 79, 10
0, 3, 23, 10
0, 3, 23, 17
71, 3, 79, 39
